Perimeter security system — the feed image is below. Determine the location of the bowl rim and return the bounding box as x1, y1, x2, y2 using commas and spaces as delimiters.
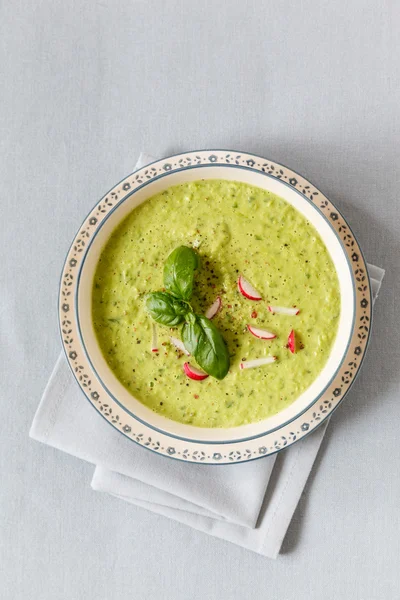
59, 149, 372, 464
74, 165, 355, 443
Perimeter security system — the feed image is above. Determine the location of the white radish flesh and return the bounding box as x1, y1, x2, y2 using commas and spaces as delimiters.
151, 324, 158, 353
247, 325, 276, 340
267, 305, 299, 316
238, 275, 262, 301
239, 356, 277, 370
170, 336, 190, 356
183, 362, 209, 380
205, 296, 222, 319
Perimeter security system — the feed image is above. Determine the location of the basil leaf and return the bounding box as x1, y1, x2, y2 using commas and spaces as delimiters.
163, 246, 199, 300
145, 292, 188, 326
182, 314, 230, 380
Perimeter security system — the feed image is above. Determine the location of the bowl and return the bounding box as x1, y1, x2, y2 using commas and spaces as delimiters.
59, 150, 372, 464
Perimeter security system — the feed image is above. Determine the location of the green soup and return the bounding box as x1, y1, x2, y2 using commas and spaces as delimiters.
92, 180, 340, 428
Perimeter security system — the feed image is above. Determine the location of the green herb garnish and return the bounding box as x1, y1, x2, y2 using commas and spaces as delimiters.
182, 313, 230, 380
145, 291, 188, 326
163, 245, 200, 300
145, 246, 230, 380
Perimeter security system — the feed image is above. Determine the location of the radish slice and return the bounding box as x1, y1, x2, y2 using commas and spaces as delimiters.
268, 305, 300, 316
170, 336, 190, 356
151, 324, 158, 353
288, 329, 296, 353
247, 325, 276, 340
238, 275, 262, 301
240, 356, 277, 370
205, 296, 222, 319
183, 362, 209, 380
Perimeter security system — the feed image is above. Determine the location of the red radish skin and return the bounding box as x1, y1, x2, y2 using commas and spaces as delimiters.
247, 325, 276, 340
183, 363, 209, 381
267, 305, 300, 316
238, 276, 262, 301
240, 356, 277, 370
288, 329, 296, 353
205, 296, 222, 319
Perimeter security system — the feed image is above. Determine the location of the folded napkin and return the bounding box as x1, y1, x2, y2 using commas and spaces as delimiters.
30, 153, 385, 559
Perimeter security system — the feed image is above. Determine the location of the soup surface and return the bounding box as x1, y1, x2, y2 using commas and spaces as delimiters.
92, 180, 340, 428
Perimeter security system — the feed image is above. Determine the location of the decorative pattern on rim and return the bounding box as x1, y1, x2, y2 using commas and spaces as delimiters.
59, 151, 372, 464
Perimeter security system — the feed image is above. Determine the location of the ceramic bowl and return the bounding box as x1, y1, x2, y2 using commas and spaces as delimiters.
59, 150, 372, 464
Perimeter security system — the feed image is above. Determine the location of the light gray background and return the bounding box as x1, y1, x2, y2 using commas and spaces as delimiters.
1, 1, 399, 598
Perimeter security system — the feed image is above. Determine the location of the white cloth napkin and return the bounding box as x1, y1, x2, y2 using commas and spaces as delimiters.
30, 153, 385, 559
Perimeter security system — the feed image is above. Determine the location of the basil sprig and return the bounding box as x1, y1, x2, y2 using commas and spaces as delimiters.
163, 245, 199, 300
182, 313, 230, 380
145, 246, 230, 380
145, 292, 188, 326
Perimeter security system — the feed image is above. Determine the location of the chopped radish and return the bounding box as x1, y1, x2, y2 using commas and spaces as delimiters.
183, 362, 209, 380
238, 275, 262, 301
267, 305, 300, 316
151, 324, 158, 353
205, 296, 222, 319
240, 356, 277, 370
247, 325, 276, 340
287, 329, 296, 353
170, 336, 190, 356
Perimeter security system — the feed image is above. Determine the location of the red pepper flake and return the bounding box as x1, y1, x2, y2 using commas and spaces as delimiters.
227, 304, 232, 309
193, 394, 199, 399
251, 310, 257, 319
